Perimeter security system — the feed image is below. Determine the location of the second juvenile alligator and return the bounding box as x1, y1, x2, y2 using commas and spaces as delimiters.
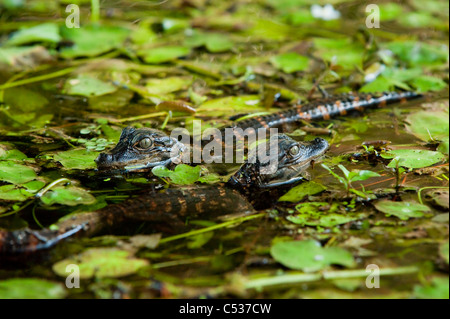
95, 91, 421, 172
0, 134, 328, 255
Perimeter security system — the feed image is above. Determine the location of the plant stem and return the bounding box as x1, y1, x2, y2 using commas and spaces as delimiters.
91, 0, 100, 24
159, 213, 265, 244
244, 266, 419, 290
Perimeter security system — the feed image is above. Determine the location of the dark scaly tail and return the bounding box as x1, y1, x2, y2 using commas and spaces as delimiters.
234, 91, 423, 130
0, 188, 253, 255
0, 209, 125, 255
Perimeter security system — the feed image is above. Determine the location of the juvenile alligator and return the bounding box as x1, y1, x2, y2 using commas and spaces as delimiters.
95, 91, 421, 172
0, 134, 328, 255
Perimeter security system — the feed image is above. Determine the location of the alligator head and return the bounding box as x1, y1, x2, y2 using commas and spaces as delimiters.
95, 126, 186, 172
229, 135, 329, 188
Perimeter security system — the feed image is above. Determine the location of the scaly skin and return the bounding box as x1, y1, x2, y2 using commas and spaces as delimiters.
95, 91, 421, 172
0, 134, 328, 256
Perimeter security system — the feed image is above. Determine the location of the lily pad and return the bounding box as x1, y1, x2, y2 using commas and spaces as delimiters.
145, 77, 193, 95
60, 25, 130, 58
53, 248, 149, 279
0, 278, 67, 299
405, 111, 449, 144
374, 200, 431, 220
54, 149, 99, 170
287, 202, 359, 228
381, 149, 446, 169
270, 240, 356, 272
185, 31, 234, 53
6, 23, 61, 46
64, 75, 117, 97
140, 46, 190, 64
40, 185, 96, 206
0, 184, 33, 201
270, 52, 310, 73
278, 181, 326, 202
0, 161, 37, 184
386, 41, 448, 67
4, 87, 49, 112
152, 164, 201, 185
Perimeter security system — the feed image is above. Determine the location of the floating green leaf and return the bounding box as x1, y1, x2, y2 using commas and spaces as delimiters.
374, 200, 431, 220
145, 77, 193, 95
0, 184, 33, 201
54, 149, 99, 170
185, 32, 234, 53
381, 149, 446, 169
278, 181, 326, 202
0, 278, 66, 299
64, 75, 117, 97
270, 240, 356, 272
287, 202, 359, 228
406, 111, 449, 143
152, 164, 201, 185
270, 52, 310, 73
60, 25, 130, 58
0, 161, 37, 184
140, 46, 190, 64
4, 87, 48, 112
40, 185, 96, 206
6, 23, 61, 46
386, 41, 448, 67
52, 248, 149, 279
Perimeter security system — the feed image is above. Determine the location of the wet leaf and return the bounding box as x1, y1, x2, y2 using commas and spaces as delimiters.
145, 77, 193, 95
410, 75, 447, 92
314, 38, 364, 69
185, 31, 234, 53
278, 181, 326, 202
4, 87, 48, 112
196, 95, 263, 116
414, 277, 449, 299
52, 248, 149, 279
40, 185, 96, 206
60, 25, 129, 58
386, 41, 448, 67
54, 149, 99, 170
140, 46, 190, 64
405, 111, 449, 143
6, 23, 61, 46
0, 161, 37, 184
0, 147, 28, 161
0, 184, 33, 201
374, 200, 431, 220
152, 164, 201, 185
381, 149, 446, 169
64, 75, 117, 97
0, 278, 66, 299
270, 240, 356, 272
270, 52, 310, 73
287, 202, 358, 228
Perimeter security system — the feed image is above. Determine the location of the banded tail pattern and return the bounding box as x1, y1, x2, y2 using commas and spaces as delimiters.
0, 188, 252, 255
234, 91, 422, 131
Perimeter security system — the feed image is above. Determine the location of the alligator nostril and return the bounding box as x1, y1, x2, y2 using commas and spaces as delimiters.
314, 138, 322, 143
95, 153, 113, 165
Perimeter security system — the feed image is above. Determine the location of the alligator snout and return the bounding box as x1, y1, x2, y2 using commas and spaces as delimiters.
95, 152, 114, 169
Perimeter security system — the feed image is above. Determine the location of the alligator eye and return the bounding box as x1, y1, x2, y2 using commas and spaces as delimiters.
289, 145, 299, 156
138, 137, 153, 149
